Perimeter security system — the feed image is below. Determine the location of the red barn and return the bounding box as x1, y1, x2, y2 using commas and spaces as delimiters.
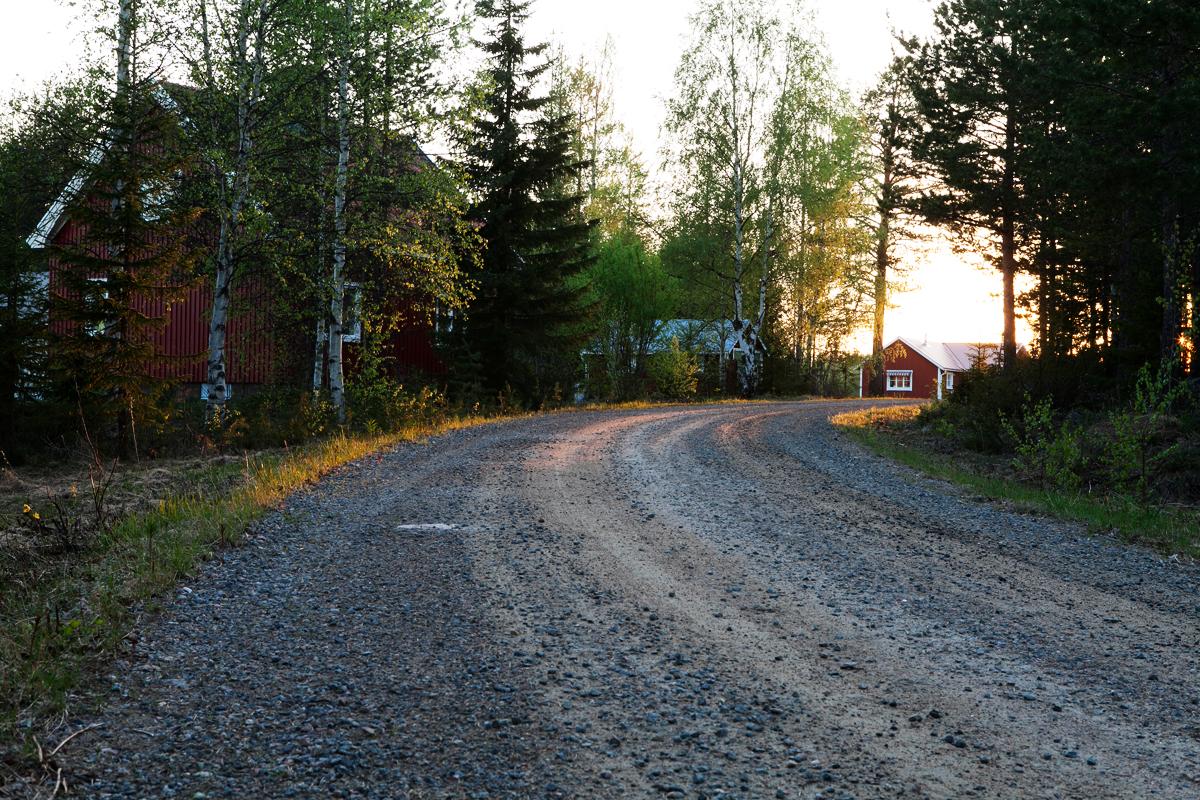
859, 337, 1004, 400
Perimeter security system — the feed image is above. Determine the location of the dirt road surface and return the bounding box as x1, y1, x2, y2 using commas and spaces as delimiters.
54, 402, 1199, 798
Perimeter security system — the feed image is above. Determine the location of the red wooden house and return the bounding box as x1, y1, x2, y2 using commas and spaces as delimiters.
27, 87, 444, 399
859, 337, 1007, 400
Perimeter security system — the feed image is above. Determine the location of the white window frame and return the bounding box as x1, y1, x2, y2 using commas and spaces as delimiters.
342, 282, 363, 343
886, 370, 914, 392
945, 372, 955, 391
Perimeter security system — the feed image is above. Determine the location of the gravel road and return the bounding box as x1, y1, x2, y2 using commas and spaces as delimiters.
54, 401, 1200, 798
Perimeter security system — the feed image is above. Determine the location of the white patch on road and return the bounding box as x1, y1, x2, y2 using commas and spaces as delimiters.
395, 523, 457, 531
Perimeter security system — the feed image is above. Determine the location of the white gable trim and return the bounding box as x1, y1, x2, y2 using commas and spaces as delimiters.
27, 142, 107, 250
27, 86, 184, 251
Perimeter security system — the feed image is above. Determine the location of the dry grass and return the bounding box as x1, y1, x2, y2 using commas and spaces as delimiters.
830, 404, 925, 430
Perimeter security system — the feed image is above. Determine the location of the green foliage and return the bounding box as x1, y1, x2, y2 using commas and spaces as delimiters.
345, 357, 447, 434
904, 1, 1200, 371
840, 417, 1199, 559
454, 0, 598, 405
587, 231, 678, 399
50, 79, 202, 458
999, 394, 1085, 491
929, 357, 1197, 505
0, 81, 105, 459
647, 338, 699, 401
1103, 361, 1190, 501
664, 1, 873, 395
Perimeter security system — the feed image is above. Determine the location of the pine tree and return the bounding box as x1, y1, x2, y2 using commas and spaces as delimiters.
863, 55, 917, 395
905, 0, 1041, 371
457, 0, 595, 404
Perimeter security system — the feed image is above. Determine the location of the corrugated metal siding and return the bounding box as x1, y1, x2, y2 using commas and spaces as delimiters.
47, 199, 443, 389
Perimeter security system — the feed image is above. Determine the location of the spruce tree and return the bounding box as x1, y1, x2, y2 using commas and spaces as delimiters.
457, 0, 595, 404
51, 2, 200, 456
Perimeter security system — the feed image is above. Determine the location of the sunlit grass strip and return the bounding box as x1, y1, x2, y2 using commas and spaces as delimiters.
833, 411, 1200, 559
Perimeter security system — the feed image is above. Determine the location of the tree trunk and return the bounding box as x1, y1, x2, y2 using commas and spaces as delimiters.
116, 0, 133, 95
312, 317, 327, 392
1160, 203, 1181, 365
1191, 246, 1200, 377
329, 1, 353, 424
1000, 107, 1018, 371
204, 0, 266, 411
729, 156, 749, 395
870, 214, 889, 396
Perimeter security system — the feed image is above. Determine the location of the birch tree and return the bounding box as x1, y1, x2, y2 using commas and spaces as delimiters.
665, 0, 778, 395
668, 0, 851, 395
177, 0, 286, 411
327, 0, 353, 422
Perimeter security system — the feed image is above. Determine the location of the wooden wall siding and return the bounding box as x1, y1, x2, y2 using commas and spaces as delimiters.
46, 202, 445, 388
387, 324, 445, 377
862, 348, 942, 400
48, 215, 276, 385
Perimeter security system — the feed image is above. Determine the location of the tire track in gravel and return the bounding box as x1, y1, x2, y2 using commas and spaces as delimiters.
43, 401, 1199, 800
468, 402, 1198, 798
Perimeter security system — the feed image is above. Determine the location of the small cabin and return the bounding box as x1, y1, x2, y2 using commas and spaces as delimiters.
859, 337, 1004, 400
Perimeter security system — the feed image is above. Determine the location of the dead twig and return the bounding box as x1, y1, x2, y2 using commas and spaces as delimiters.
47, 723, 102, 760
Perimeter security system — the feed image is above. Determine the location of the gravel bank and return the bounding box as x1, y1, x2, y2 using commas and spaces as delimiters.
33, 402, 1200, 798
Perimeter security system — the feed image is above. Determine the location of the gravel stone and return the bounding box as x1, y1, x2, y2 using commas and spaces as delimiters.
31, 402, 1200, 799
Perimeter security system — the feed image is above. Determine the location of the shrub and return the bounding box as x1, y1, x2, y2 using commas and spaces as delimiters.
345, 370, 447, 434
942, 355, 1112, 452
647, 338, 699, 401
999, 394, 1086, 491
1102, 361, 1190, 501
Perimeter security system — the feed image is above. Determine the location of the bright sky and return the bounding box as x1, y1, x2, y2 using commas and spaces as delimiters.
1, 0, 1032, 352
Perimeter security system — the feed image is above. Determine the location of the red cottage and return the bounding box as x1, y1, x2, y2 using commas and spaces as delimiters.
859, 337, 1005, 400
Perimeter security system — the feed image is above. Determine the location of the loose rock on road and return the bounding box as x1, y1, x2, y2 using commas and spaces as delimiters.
62, 402, 1199, 798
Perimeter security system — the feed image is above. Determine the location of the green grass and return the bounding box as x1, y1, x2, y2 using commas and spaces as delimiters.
836, 414, 1200, 559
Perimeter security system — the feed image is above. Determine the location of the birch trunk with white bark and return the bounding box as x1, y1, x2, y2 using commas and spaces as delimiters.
328, 1, 352, 423
204, 0, 267, 411
116, 0, 133, 97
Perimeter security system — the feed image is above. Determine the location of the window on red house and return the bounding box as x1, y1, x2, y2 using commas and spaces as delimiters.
886, 370, 913, 391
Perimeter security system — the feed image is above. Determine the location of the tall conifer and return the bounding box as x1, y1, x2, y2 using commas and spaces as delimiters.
457, 0, 595, 403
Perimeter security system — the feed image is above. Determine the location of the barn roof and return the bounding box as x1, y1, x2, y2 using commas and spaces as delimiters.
890, 336, 1003, 372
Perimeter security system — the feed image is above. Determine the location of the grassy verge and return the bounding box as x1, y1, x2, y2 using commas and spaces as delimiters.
833, 405, 1200, 559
